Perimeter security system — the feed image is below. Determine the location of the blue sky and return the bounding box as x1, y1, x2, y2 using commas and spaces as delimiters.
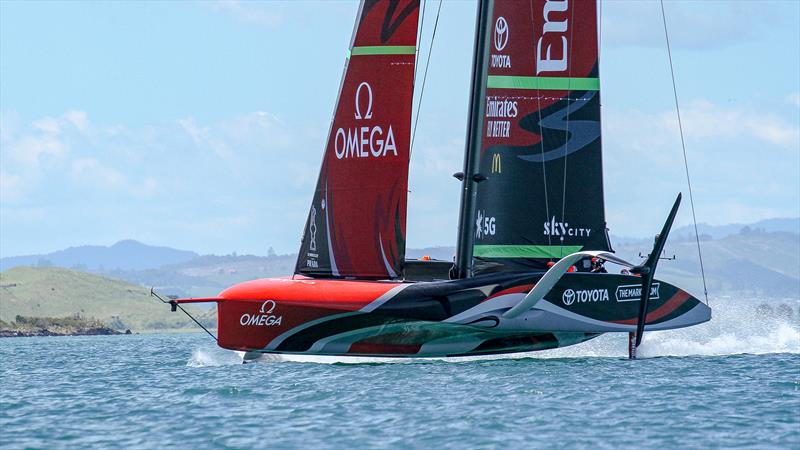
1, 0, 798, 257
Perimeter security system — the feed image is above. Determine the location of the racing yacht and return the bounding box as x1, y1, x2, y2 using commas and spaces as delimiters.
164, 0, 711, 359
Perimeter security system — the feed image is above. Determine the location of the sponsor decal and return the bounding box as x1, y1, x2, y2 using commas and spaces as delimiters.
353, 82, 373, 120
562, 288, 609, 306
475, 210, 496, 239
486, 120, 510, 138
486, 98, 518, 118
485, 98, 516, 139
309, 206, 317, 252
334, 81, 398, 160
494, 16, 509, 51
615, 284, 660, 302
491, 153, 502, 174
306, 205, 319, 268
239, 300, 283, 327
543, 216, 592, 238
491, 16, 511, 68
536, 0, 569, 74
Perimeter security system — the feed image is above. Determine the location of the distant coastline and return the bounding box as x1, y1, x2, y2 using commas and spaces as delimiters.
0, 315, 129, 338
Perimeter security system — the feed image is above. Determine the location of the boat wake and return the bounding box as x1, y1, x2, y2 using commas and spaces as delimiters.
637, 298, 799, 358
185, 298, 798, 366
541, 297, 799, 359
186, 347, 243, 367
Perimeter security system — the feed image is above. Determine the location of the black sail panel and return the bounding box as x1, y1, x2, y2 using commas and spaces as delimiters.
472, 0, 611, 275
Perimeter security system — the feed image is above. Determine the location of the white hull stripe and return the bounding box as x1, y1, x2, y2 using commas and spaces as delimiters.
359, 283, 411, 313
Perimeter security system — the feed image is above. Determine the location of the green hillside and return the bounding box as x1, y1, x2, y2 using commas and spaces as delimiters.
614, 231, 800, 298
0, 267, 215, 331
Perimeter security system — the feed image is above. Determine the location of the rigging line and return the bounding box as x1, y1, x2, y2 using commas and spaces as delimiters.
150, 289, 218, 342
660, 0, 709, 305
530, 1, 552, 253
559, 1, 578, 258
410, 0, 442, 156
175, 303, 218, 342
414, 0, 426, 82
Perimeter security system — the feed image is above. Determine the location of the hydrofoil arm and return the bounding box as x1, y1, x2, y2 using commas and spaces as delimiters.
502, 251, 633, 319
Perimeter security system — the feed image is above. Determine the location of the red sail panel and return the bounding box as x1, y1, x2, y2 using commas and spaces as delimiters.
295, 0, 419, 279
474, 0, 611, 274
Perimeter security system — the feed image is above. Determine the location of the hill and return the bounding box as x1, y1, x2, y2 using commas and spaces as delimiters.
671, 217, 799, 241
0, 240, 198, 272
613, 230, 799, 298
106, 253, 298, 298
1, 218, 797, 301
0, 267, 214, 331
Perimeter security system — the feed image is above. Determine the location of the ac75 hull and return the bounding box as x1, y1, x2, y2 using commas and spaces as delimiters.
205, 272, 710, 358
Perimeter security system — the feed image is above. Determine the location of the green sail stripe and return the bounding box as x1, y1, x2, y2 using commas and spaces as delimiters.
348, 46, 416, 57
473, 245, 584, 259
487, 76, 600, 91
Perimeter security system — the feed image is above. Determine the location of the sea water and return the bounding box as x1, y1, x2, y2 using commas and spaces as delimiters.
1, 298, 798, 449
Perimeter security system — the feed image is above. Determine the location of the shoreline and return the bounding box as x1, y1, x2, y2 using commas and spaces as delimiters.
0, 327, 216, 337
0, 327, 127, 338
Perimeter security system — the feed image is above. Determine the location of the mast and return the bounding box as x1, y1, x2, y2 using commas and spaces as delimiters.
453, 0, 493, 279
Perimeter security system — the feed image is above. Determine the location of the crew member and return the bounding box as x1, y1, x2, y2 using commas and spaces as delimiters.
590, 257, 607, 273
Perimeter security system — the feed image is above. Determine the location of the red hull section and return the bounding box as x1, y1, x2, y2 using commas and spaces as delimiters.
215, 278, 401, 351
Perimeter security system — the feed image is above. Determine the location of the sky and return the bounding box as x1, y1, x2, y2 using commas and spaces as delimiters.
1, 0, 798, 257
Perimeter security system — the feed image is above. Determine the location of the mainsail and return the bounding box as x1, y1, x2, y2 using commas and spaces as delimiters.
470, 0, 612, 275
295, 0, 419, 279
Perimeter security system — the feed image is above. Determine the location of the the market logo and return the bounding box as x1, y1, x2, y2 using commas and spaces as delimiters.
562, 288, 609, 306
334, 81, 398, 160
615, 284, 660, 302
543, 217, 592, 238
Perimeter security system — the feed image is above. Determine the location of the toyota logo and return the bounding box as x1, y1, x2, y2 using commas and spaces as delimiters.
494, 17, 508, 51
562, 289, 575, 306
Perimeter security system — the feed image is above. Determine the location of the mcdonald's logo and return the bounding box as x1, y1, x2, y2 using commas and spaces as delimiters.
491, 153, 502, 174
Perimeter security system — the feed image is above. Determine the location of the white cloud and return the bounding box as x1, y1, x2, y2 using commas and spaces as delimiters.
31, 116, 61, 134
63, 110, 89, 133
71, 158, 126, 188
621, 99, 800, 149
3, 110, 95, 170
603, 98, 800, 236
69, 157, 161, 199
178, 117, 233, 159
214, 0, 281, 26
7, 133, 68, 167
